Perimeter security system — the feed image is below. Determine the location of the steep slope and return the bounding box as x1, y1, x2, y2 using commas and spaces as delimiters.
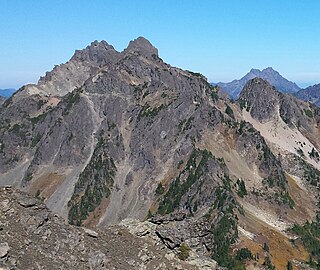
216, 67, 300, 99
236, 78, 320, 268
295, 83, 320, 107
0, 38, 320, 269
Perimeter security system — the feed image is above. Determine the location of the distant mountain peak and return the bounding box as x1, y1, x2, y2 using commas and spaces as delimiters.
249, 68, 261, 74
215, 67, 300, 99
263, 66, 275, 71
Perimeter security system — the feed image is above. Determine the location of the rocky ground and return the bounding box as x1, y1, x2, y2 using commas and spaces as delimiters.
0, 186, 218, 270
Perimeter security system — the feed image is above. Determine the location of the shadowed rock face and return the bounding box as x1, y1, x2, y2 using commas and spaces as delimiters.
239, 77, 279, 122
1, 37, 320, 269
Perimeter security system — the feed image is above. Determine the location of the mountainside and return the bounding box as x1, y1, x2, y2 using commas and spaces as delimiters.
0, 37, 320, 269
215, 67, 301, 99
295, 83, 320, 107
0, 88, 16, 98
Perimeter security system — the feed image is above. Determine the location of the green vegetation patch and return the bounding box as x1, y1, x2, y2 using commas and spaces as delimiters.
236, 179, 247, 198
157, 148, 213, 214
63, 88, 82, 115
304, 109, 313, 118
68, 137, 117, 226
291, 221, 320, 266
211, 185, 245, 269
225, 105, 235, 119
178, 243, 191, 261
137, 103, 165, 121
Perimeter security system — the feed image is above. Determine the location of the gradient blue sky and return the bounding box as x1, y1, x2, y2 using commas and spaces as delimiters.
1, 0, 320, 89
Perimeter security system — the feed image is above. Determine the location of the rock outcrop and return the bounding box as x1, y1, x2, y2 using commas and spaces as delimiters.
0, 186, 202, 269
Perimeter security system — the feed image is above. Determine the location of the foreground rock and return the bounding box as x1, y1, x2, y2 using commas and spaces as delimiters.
0, 187, 201, 269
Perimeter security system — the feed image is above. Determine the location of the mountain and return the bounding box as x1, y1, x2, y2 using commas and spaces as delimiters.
0, 37, 320, 269
0, 88, 16, 97
215, 67, 301, 99
295, 83, 320, 107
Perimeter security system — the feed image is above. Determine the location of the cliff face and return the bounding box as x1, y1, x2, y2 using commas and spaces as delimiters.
0, 37, 320, 269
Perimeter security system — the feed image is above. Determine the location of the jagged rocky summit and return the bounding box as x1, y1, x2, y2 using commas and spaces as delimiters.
0, 37, 320, 269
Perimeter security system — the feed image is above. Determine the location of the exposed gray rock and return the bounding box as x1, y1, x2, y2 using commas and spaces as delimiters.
83, 228, 98, 238
239, 77, 279, 122
125, 36, 159, 59
0, 187, 198, 269
0, 242, 9, 258
17, 196, 38, 208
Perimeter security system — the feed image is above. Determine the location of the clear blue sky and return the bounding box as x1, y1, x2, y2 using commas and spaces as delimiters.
1, 0, 320, 89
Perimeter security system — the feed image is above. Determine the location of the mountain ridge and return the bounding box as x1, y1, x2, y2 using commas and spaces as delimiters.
0, 88, 16, 98
215, 67, 301, 99
295, 83, 320, 107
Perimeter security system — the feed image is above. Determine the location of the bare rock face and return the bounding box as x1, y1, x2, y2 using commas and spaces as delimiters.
125, 36, 159, 59
0, 242, 9, 258
239, 77, 279, 122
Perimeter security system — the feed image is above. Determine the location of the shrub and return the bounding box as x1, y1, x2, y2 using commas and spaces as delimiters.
225, 105, 235, 119
304, 109, 313, 118
235, 248, 253, 261
178, 243, 191, 261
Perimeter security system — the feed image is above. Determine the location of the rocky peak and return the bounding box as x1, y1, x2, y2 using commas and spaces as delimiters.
70, 40, 119, 65
241, 77, 278, 96
248, 68, 261, 75
238, 77, 279, 122
124, 36, 158, 58
262, 67, 277, 73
